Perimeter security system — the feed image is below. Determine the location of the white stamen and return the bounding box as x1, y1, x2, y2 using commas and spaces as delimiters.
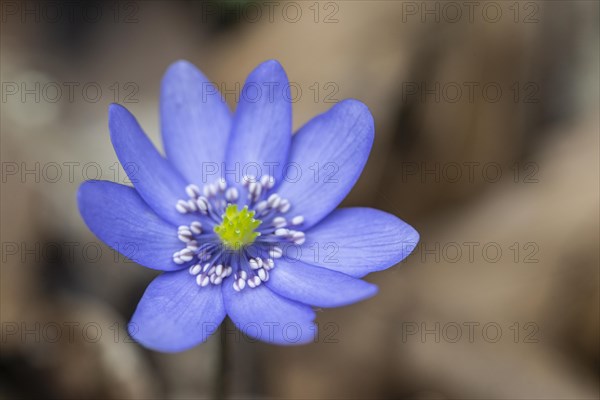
179, 249, 194, 262
196, 197, 210, 214
255, 200, 268, 213
197, 274, 210, 287
249, 259, 259, 270
237, 278, 246, 290
189, 264, 201, 275
242, 175, 256, 186
272, 217, 287, 228
248, 181, 257, 195
291, 216, 304, 225
293, 231, 306, 245
190, 221, 202, 234
278, 199, 290, 213
261, 175, 275, 189
178, 231, 193, 242
275, 228, 289, 237
176, 200, 188, 214
225, 187, 239, 202
203, 183, 218, 198
267, 194, 281, 208
186, 184, 201, 198
176, 178, 305, 291
186, 199, 198, 212
257, 268, 267, 281
269, 246, 283, 259
265, 258, 275, 269
217, 178, 227, 191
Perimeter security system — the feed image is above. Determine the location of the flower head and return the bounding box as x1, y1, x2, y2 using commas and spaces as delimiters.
78, 60, 419, 352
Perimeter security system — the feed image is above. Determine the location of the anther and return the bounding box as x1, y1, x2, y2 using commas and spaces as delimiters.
267, 194, 281, 208
190, 221, 202, 234
225, 187, 239, 202
173, 253, 184, 264
292, 231, 306, 245
196, 274, 210, 287
257, 268, 268, 281
179, 249, 194, 262
189, 264, 201, 275
196, 197, 210, 214
186, 199, 198, 211
275, 228, 289, 237
176, 200, 189, 214
291, 216, 304, 225
272, 217, 287, 228
217, 178, 227, 192
178, 230, 193, 242
255, 200, 268, 213
186, 241, 199, 251
249, 258, 259, 270
269, 246, 283, 259
264, 258, 275, 270
278, 199, 290, 213
260, 175, 275, 189
185, 184, 201, 198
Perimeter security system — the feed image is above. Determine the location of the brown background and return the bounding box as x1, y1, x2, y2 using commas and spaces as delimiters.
1, 1, 598, 399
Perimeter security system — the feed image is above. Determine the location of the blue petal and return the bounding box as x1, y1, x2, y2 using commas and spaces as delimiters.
161, 60, 232, 185
226, 60, 291, 186
296, 207, 419, 277
129, 269, 225, 352
275, 99, 374, 228
266, 258, 378, 307
78, 180, 185, 271
109, 103, 193, 226
222, 282, 316, 345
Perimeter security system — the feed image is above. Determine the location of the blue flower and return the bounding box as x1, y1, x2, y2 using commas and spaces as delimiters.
78, 60, 419, 352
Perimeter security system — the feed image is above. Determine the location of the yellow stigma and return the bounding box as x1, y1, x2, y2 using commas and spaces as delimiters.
214, 204, 261, 249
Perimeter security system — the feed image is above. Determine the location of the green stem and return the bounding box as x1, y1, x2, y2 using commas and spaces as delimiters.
216, 319, 230, 400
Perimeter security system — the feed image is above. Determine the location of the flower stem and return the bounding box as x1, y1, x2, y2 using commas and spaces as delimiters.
216, 319, 230, 400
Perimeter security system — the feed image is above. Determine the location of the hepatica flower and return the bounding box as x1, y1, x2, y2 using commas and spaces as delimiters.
78, 60, 419, 352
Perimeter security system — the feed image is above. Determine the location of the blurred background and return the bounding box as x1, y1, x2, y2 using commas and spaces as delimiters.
1, 1, 599, 399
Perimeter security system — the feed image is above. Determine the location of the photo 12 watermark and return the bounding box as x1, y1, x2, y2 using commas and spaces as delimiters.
410, 241, 540, 264
1, 320, 341, 345
399, 1, 541, 24
400, 321, 540, 344
397, 161, 540, 184
401, 81, 540, 104
198, 1, 340, 24
1, 81, 139, 104
1, 0, 140, 24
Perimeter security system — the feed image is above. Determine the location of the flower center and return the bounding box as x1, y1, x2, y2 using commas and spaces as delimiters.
214, 204, 261, 249
172, 176, 306, 291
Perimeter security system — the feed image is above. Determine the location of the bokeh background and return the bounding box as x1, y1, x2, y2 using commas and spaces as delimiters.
1, 1, 599, 399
